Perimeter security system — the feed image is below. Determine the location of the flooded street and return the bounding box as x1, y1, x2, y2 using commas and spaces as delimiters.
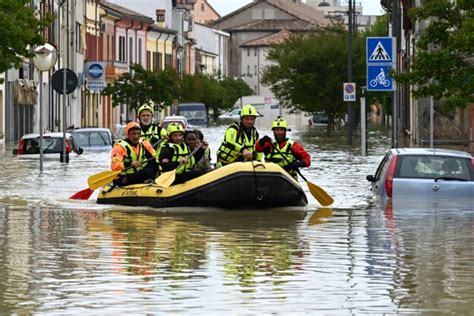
1, 122, 473, 314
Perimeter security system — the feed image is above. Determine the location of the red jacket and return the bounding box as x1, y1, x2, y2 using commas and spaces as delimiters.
255, 138, 311, 167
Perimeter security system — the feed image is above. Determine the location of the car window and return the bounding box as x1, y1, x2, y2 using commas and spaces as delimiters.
396, 155, 472, 180
73, 132, 111, 146
374, 153, 391, 180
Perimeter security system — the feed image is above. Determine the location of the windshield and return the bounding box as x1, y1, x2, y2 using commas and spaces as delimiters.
179, 109, 206, 120
24, 138, 63, 154
72, 132, 111, 147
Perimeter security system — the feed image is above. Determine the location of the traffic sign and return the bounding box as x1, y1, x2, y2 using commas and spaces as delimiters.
51, 68, 78, 94
343, 82, 356, 102
366, 37, 395, 91
85, 62, 105, 92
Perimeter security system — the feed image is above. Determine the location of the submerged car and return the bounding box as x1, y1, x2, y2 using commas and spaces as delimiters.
218, 108, 263, 120
71, 128, 114, 152
160, 115, 189, 130
13, 132, 83, 160
367, 148, 474, 201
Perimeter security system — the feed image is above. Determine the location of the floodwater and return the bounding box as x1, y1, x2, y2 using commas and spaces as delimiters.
1, 121, 473, 314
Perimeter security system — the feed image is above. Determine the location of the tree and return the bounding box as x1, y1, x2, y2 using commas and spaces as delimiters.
393, 0, 474, 111
220, 77, 254, 109
102, 64, 180, 112
261, 27, 365, 134
0, 0, 52, 82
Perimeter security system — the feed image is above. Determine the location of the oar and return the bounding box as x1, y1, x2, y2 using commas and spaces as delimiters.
273, 145, 334, 206
70, 139, 163, 200
155, 144, 203, 188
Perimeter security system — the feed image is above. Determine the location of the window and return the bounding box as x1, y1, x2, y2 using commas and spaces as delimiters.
254, 65, 257, 75
129, 37, 133, 64
165, 53, 172, 66
247, 65, 250, 76
254, 48, 257, 56
138, 38, 142, 65
75, 23, 83, 52
158, 52, 163, 70
118, 36, 126, 62
146, 51, 151, 70
201, 3, 204, 12
156, 9, 165, 22
247, 48, 250, 57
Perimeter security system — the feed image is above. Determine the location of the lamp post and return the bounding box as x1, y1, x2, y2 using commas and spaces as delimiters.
33, 43, 58, 173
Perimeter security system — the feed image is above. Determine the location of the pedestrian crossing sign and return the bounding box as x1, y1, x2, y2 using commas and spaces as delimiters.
366, 37, 394, 65
366, 37, 395, 91
369, 41, 391, 62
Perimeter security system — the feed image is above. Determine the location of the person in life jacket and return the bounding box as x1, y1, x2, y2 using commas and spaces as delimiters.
216, 104, 263, 167
111, 122, 157, 186
184, 129, 212, 173
137, 103, 167, 149
255, 117, 311, 179
156, 123, 208, 185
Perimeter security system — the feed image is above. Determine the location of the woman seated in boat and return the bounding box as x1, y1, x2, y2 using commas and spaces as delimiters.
216, 104, 263, 167
255, 117, 311, 179
111, 122, 157, 186
184, 129, 212, 173
156, 123, 208, 185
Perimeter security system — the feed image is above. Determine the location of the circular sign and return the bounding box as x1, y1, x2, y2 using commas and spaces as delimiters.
345, 84, 355, 94
51, 68, 78, 94
88, 63, 104, 79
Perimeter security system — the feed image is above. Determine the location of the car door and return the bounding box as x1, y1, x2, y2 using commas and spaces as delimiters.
371, 152, 392, 197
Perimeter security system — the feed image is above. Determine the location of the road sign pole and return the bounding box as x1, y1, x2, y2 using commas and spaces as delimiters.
360, 87, 367, 156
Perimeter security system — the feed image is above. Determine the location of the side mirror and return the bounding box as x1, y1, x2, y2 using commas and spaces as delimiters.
366, 175, 376, 182
12, 149, 18, 155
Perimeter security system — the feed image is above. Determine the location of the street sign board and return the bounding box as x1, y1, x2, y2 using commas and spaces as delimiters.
366, 37, 395, 91
343, 82, 356, 102
85, 62, 105, 92
51, 68, 78, 94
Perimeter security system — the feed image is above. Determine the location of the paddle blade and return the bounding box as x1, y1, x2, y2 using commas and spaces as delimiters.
88, 170, 120, 190
155, 170, 176, 188
69, 188, 94, 200
306, 181, 334, 206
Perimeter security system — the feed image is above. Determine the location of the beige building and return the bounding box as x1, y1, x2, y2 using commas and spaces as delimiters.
214, 0, 329, 95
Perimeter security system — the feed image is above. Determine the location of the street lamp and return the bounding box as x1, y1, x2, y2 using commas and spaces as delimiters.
33, 43, 57, 173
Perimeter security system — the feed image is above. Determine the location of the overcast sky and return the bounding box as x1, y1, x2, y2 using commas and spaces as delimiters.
208, 0, 385, 17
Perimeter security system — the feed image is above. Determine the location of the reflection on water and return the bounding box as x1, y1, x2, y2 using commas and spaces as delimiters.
1, 125, 474, 313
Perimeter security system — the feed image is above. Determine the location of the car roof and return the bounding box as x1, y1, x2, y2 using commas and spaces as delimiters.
393, 147, 472, 158
71, 128, 111, 133
21, 132, 71, 139
163, 115, 188, 121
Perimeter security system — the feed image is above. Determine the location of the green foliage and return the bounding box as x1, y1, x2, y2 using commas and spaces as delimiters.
102, 64, 180, 112
393, 0, 474, 111
0, 0, 53, 82
261, 27, 365, 134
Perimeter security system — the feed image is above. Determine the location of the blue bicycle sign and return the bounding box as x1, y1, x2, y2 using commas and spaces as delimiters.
366, 37, 395, 92
370, 68, 390, 87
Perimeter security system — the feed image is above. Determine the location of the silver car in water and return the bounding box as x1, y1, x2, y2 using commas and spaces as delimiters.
367, 148, 474, 201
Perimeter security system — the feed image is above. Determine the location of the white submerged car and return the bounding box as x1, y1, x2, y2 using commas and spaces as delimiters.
367, 148, 474, 202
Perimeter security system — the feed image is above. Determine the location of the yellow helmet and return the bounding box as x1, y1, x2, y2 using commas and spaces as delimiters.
137, 103, 154, 116
166, 122, 185, 135
272, 117, 289, 130
240, 104, 257, 118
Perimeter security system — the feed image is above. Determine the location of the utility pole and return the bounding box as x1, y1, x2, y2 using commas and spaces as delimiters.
347, 0, 354, 146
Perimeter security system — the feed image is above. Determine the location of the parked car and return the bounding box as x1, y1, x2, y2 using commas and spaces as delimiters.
367, 148, 474, 201
218, 108, 263, 120
312, 112, 329, 124
13, 132, 83, 160
71, 128, 114, 152
160, 115, 189, 130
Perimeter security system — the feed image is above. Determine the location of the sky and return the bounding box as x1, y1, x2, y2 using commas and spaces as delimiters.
207, 0, 385, 17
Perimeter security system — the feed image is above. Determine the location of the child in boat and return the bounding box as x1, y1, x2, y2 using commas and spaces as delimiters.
255, 117, 311, 179
184, 130, 212, 173
156, 123, 208, 185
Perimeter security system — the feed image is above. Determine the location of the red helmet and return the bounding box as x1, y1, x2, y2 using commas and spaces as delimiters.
124, 122, 141, 137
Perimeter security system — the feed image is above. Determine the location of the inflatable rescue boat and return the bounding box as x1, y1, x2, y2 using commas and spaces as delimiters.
97, 162, 308, 208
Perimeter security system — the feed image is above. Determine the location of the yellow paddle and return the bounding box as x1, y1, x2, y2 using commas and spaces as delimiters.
87, 156, 156, 190
155, 144, 203, 188
273, 146, 334, 206
87, 139, 164, 190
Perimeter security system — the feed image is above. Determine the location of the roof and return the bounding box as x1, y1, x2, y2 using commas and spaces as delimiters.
21, 132, 72, 139
229, 19, 315, 32
101, 1, 154, 23
148, 24, 178, 34
215, 0, 329, 27
240, 30, 292, 47
71, 128, 112, 133
393, 148, 472, 158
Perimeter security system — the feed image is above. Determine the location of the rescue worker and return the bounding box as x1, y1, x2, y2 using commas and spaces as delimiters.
216, 104, 262, 167
255, 117, 311, 179
111, 122, 157, 186
137, 103, 167, 149
184, 129, 212, 173
157, 123, 208, 185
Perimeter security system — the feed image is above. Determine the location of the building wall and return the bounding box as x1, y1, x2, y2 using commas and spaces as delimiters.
192, 0, 220, 25
241, 47, 272, 97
